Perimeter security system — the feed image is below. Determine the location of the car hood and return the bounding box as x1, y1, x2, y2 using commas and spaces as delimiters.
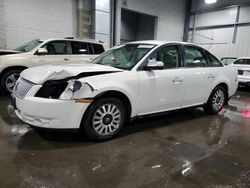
21, 63, 123, 84
0, 49, 20, 53
0, 52, 30, 61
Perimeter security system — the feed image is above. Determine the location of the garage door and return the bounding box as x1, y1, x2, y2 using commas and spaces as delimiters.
4, 0, 75, 49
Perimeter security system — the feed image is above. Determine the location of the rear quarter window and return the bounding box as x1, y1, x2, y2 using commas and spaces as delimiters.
206, 51, 223, 67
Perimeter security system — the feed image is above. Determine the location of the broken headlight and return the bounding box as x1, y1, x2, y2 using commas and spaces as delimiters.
59, 80, 83, 99
35, 80, 68, 99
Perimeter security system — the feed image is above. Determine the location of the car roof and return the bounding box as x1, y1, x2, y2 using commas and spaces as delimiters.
237, 57, 250, 60
41, 38, 104, 45
126, 40, 201, 47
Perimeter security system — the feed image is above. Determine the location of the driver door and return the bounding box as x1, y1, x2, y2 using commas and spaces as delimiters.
35, 40, 71, 65
136, 45, 185, 115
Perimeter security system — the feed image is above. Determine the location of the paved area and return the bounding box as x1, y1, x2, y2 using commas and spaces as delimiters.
0, 88, 250, 188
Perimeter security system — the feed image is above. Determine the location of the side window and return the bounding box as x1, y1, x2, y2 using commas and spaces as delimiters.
234, 59, 244, 65
245, 59, 250, 65
71, 42, 88, 54
184, 46, 208, 68
206, 51, 223, 67
149, 46, 179, 69
234, 59, 250, 65
92, 44, 105, 54
43, 41, 68, 55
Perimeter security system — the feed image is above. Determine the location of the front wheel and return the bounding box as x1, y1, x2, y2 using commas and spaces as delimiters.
204, 86, 227, 114
0, 70, 22, 95
82, 97, 126, 141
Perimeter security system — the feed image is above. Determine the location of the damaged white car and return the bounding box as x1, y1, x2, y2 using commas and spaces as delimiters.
11, 41, 238, 140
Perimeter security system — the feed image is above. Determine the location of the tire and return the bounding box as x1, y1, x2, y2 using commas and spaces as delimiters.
0, 69, 22, 95
82, 97, 126, 141
203, 86, 227, 115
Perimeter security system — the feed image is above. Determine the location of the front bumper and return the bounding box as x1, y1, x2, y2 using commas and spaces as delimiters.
13, 95, 91, 129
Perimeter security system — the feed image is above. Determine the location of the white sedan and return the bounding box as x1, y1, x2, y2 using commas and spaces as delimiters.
231, 57, 250, 86
11, 41, 238, 141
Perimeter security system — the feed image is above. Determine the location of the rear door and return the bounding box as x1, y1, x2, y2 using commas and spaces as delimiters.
181, 45, 211, 107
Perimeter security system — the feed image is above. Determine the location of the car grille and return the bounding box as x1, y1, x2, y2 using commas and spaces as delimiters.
238, 70, 244, 75
13, 78, 34, 98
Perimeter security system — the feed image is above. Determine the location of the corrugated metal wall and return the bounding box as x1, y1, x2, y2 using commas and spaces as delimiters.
3, 0, 75, 49
0, 0, 6, 49
201, 43, 250, 59
189, 0, 250, 59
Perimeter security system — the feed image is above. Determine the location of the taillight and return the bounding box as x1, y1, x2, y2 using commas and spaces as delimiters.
241, 110, 250, 118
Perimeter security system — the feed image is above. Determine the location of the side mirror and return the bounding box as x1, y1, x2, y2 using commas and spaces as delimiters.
37, 48, 48, 55
144, 60, 164, 70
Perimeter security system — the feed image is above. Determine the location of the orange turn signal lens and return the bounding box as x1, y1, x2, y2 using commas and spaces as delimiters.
75, 99, 93, 104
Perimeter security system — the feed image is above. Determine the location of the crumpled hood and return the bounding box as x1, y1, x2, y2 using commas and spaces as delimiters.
21, 63, 123, 84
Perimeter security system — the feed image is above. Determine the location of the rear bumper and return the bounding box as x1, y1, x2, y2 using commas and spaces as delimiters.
14, 95, 90, 129
238, 75, 250, 84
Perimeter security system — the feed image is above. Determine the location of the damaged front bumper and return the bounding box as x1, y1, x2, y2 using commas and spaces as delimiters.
11, 95, 91, 129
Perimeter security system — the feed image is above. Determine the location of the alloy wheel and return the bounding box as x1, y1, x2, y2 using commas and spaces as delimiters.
5, 73, 20, 93
92, 104, 121, 136
212, 89, 225, 111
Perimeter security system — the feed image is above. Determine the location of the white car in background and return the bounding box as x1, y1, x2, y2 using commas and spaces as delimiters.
0, 49, 21, 56
0, 38, 108, 94
11, 41, 238, 141
231, 57, 250, 86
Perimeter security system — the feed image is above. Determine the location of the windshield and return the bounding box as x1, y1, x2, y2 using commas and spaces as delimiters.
91, 44, 155, 70
14, 39, 43, 52
221, 58, 237, 65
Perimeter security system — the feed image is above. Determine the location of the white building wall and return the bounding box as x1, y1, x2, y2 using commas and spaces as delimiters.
94, 0, 110, 44
0, 0, 6, 49
116, 0, 187, 44
2, 0, 76, 49
200, 43, 250, 59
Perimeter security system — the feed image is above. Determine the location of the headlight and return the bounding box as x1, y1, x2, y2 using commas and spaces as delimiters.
35, 80, 68, 99
59, 80, 83, 100
69, 80, 82, 92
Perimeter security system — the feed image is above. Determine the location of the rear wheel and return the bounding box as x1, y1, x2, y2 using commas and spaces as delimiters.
0, 69, 22, 95
204, 86, 227, 114
82, 97, 126, 141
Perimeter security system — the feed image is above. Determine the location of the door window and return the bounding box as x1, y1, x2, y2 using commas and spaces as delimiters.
149, 46, 179, 69
71, 42, 88, 54
92, 44, 105, 54
184, 46, 208, 67
43, 41, 68, 55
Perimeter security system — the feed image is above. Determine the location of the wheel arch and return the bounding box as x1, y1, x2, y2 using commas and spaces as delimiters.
93, 90, 132, 120
0, 66, 27, 79
215, 82, 228, 96
213, 82, 229, 103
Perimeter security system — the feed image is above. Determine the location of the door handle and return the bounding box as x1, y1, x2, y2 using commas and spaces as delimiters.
208, 74, 216, 79
172, 77, 183, 83
64, 58, 70, 61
